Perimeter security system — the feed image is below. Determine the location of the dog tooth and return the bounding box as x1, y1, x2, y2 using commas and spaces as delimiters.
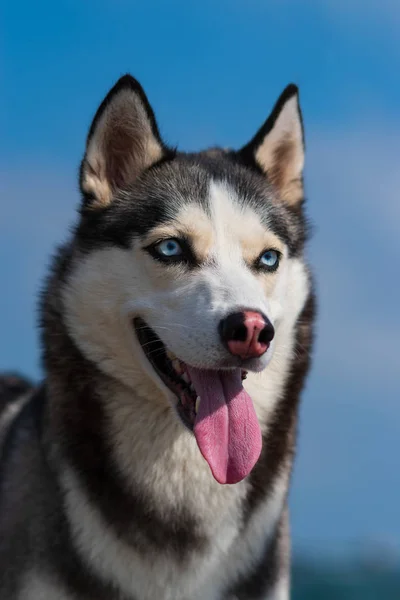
166, 349, 177, 361
182, 373, 190, 384
176, 361, 183, 374
172, 359, 181, 373
195, 396, 201, 414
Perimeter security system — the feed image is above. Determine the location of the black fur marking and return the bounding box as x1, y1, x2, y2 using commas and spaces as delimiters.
76, 192, 178, 251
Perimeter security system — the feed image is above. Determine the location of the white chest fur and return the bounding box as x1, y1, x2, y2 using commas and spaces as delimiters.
61, 460, 288, 600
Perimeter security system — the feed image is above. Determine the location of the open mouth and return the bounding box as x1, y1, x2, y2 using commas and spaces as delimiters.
134, 317, 247, 431
134, 317, 200, 429
134, 317, 261, 485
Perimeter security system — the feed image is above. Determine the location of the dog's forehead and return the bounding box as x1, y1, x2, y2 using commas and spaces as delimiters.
138, 154, 295, 247
144, 177, 286, 263
151, 153, 277, 212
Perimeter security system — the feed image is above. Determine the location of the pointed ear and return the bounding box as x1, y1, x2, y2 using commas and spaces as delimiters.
237, 84, 305, 207
80, 75, 169, 209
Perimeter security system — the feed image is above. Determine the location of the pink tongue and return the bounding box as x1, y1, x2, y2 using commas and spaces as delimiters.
188, 367, 262, 485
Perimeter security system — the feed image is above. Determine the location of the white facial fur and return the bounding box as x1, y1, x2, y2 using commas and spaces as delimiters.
62, 179, 306, 398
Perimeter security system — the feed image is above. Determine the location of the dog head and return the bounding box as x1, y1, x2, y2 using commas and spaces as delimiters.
60, 75, 309, 483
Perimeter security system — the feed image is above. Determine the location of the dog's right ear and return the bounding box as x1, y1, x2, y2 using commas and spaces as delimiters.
80, 75, 168, 209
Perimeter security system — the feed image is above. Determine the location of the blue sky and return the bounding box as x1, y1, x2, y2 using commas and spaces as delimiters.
1, 0, 399, 557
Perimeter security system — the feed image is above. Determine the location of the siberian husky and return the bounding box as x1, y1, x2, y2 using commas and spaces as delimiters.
0, 75, 315, 599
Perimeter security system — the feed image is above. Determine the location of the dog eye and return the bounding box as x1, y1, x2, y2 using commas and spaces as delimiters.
144, 238, 191, 263
257, 250, 280, 271
144, 237, 198, 267
153, 238, 183, 259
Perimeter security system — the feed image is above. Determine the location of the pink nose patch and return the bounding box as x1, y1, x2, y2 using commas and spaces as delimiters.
227, 311, 269, 359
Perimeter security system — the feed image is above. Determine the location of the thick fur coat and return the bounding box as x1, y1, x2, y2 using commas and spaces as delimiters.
0, 75, 314, 600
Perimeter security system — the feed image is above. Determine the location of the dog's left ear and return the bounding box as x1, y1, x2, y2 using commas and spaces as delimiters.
80, 74, 168, 209
237, 84, 304, 207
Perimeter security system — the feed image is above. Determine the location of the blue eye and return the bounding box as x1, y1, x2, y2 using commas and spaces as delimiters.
145, 237, 196, 266
155, 239, 183, 258
259, 250, 279, 270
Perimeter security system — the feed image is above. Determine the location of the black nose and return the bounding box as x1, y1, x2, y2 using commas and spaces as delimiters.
219, 311, 274, 359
